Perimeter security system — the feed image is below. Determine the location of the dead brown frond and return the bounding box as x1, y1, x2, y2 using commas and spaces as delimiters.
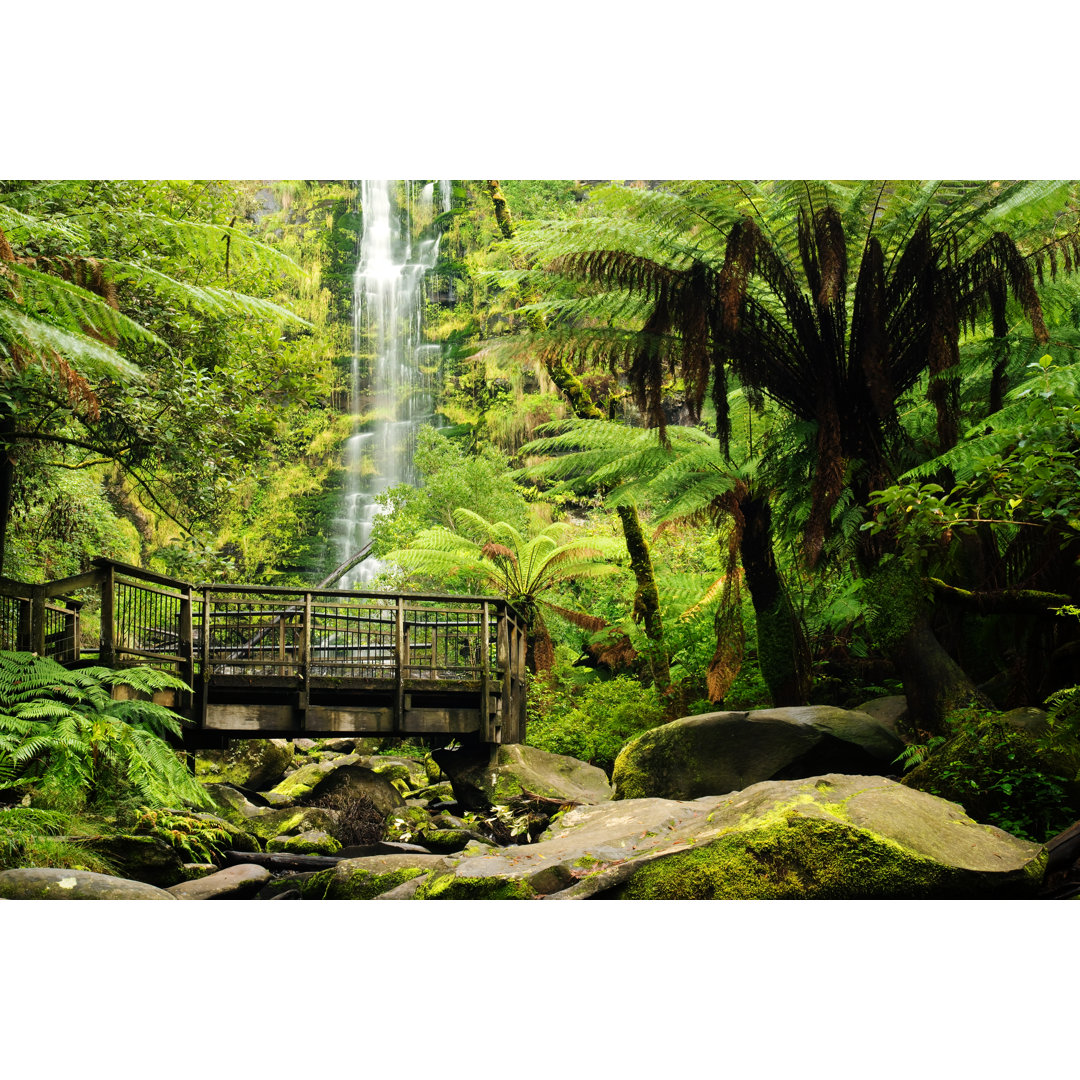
480, 542, 516, 563
52, 352, 100, 419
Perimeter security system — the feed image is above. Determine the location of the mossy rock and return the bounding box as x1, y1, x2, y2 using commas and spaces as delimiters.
195, 739, 295, 790
383, 806, 435, 843
435, 744, 612, 810
243, 806, 339, 843
608, 817, 961, 899
267, 754, 364, 802
611, 707, 903, 801
415, 872, 536, 900
0, 868, 177, 900
267, 830, 342, 856
268, 758, 404, 814
298, 853, 449, 899
78, 834, 187, 888
605, 774, 1046, 899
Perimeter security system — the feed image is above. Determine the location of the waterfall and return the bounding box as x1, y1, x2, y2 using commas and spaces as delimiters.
337, 179, 445, 587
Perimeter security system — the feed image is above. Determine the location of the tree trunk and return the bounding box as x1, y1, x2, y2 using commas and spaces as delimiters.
889, 615, 981, 737
738, 491, 811, 706
0, 414, 15, 577
486, 181, 515, 240
543, 355, 605, 419
616, 503, 669, 690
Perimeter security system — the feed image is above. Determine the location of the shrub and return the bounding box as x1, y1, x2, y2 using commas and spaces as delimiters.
526, 664, 665, 775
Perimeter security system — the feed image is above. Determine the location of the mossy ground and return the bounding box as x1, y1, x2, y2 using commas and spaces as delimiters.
607, 814, 987, 900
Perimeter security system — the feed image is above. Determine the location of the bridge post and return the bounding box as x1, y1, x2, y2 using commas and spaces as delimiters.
29, 587, 45, 657
178, 585, 194, 705
99, 563, 116, 667
394, 596, 405, 727
299, 591, 312, 720
481, 600, 493, 742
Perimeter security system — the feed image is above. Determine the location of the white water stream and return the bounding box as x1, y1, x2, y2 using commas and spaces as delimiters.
336, 179, 452, 586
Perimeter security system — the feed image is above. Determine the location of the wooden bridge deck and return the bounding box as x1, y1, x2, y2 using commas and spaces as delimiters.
0, 558, 528, 747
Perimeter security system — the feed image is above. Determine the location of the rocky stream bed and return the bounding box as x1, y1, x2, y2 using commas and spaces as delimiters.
2, 699, 1077, 900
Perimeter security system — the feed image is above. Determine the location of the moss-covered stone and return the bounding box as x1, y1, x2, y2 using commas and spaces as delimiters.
611, 707, 902, 801
609, 815, 969, 899
300, 865, 429, 900
267, 830, 342, 856
437, 743, 612, 810
195, 739, 295, 790
415, 872, 536, 900
383, 806, 434, 843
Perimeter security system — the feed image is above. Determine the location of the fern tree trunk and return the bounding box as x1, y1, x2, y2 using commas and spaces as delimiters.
0, 412, 14, 577
486, 181, 515, 240
616, 504, 670, 691
866, 556, 981, 737
739, 491, 811, 706
540, 337, 670, 690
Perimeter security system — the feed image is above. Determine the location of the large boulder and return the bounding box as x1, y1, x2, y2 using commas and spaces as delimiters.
267, 757, 405, 814
412, 774, 1045, 900
195, 739, 295, 790
601, 774, 1047, 900
434, 743, 613, 811
0, 868, 177, 900
611, 706, 904, 800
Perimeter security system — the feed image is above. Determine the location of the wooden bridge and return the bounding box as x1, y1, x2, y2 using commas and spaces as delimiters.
0, 558, 528, 748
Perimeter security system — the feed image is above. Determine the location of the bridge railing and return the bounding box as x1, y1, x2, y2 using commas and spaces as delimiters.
0, 558, 528, 741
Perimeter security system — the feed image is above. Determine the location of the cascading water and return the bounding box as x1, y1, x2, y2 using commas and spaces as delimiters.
336, 179, 452, 586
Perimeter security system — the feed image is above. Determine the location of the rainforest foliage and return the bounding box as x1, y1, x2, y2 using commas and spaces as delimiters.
3, 179, 1080, 853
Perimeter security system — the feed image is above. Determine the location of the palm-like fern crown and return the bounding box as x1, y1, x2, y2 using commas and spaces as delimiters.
384, 507, 624, 606
513, 180, 1080, 560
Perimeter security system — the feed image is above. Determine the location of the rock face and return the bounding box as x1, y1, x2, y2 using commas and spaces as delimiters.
435, 743, 614, 810
611, 706, 904, 801
0, 868, 178, 900
404, 774, 1045, 900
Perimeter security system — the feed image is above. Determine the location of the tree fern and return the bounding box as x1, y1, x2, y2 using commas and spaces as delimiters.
0, 651, 210, 811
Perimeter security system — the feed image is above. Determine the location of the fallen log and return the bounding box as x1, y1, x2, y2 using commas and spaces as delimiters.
221, 850, 342, 872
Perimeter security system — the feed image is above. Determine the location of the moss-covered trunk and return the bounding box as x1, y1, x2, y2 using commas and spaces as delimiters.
866, 557, 981, 736
486, 181, 515, 240
890, 617, 981, 737
739, 491, 811, 706
616, 504, 670, 690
